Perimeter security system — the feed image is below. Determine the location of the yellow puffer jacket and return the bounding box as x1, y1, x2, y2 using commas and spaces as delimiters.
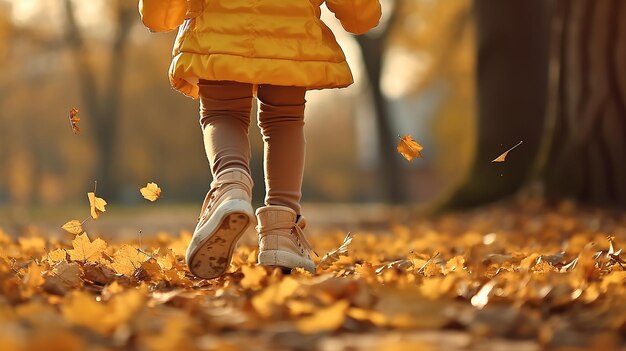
139, 0, 382, 98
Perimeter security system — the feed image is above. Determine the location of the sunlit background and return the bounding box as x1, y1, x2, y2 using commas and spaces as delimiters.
0, 0, 476, 227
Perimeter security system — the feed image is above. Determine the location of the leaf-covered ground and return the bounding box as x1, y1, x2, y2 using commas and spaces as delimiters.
1, 199, 626, 351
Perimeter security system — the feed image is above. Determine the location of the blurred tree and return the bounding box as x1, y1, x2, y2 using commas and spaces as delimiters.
355, 1, 405, 202
536, 0, 626, 206
63, 0, 135, 200
442, 0, 550, 209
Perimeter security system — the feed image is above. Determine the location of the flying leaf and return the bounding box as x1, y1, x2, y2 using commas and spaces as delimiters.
87, 192, 107, 220
396, 135, 424, 161
67, 233, 107, 263
317, 232, 354, 271
61, 220, 84, 235
492, 141, 523, 163
140, 182, 161, 202
68, 107, 80, 134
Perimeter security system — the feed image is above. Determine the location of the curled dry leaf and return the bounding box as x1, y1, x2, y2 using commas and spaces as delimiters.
492, 141, 523, 163
317, 232, 354, 271
87, 192, 107, 220
397, 134, 424, 161
68, 107, 80, 134
61, 220, 84, 235
140, 182, 162, 202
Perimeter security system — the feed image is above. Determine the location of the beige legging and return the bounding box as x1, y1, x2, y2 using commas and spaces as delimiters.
198, 80, 306, 214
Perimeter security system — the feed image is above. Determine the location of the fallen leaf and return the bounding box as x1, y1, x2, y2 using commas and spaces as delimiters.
87, 192, 107, 220
67, 233, 107, 263
397, 135, 424, 161
140, 182, 162, 202
109, 245, 149, 276
492, 141, 523, 162
43, 262, 83, 295
296, 300, 349, 334
23, 263, 45, 294
61, 285, 147, 334
318, 232, 354, 271
252, 277, 300, 318
241, 265, 267, 290
68, 108, 80, 134
61, 220, 84, 235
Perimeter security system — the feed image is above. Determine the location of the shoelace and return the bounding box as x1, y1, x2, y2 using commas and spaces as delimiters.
257, 221, 319, 257
198, 178, 251, 221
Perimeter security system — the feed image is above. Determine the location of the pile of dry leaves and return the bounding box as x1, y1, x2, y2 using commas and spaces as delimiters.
1, 199, 625, 350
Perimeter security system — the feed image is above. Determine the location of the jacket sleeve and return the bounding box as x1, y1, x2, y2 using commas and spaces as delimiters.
325, 0, 382, 35
138, 0, 187, 33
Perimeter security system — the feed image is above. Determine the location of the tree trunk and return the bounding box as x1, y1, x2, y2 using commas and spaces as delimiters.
442, 0, 551, 209
356, 33, 405, 203
355, 5, 406, 203
64, 0, 134, 200
540, 0, 626, 206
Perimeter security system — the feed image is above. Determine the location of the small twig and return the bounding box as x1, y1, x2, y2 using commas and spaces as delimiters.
417, 252, 440, 274
138, 230, 143, 252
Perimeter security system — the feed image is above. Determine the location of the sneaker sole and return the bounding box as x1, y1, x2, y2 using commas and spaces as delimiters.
186, 199, 254, 279
258, 250, 315, 273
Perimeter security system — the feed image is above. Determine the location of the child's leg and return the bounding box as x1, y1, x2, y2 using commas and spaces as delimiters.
256, 84, 307, 214
199, 80, 254, 177
188, 80, 255, 280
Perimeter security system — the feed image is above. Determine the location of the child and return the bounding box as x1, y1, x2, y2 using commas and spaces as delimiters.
139, 0, 382, 279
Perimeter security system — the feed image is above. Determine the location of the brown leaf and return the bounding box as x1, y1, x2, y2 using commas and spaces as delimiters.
43, 262, 83, 295
492, 141, 523, 162
68, 107, 80, 134
397, 134, 424, 161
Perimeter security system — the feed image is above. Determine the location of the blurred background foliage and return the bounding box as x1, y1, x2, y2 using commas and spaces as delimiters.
1, 0, 626, 216
0, 0, 476, 209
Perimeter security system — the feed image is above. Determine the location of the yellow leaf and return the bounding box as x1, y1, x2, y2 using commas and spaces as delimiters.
251, 277, 299, 318
140, 182, 162, 202
67, 233, 107, 263
68, 107, 80, 135
23, 262, 44, 292
296, 300, 349, 334
110, 245, 149, 276
62, 285, 147, 334
491, 140, 523, 163
87, 192, 107, 220
61, 220, 84, 235
317, 232, 354, 271
241, 265, 267, 290
46, 248, 68, 265
347, 307, 387, 326
18, 236, 46, 255
396, 135, 424, 161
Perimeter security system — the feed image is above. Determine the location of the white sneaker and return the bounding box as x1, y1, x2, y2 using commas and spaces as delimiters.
256, 205, 317, 273
186, 169, 254, 279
